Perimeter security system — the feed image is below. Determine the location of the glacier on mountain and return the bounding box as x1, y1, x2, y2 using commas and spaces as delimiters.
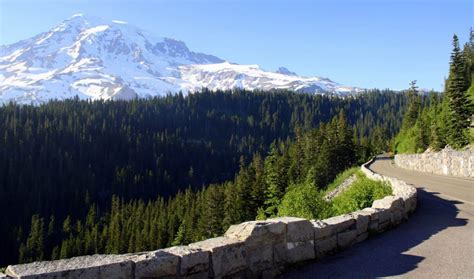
0, 15, 363, 105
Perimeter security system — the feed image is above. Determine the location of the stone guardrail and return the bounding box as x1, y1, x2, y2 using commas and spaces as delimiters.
394, 146, 474, 178
2, 157, 417, 278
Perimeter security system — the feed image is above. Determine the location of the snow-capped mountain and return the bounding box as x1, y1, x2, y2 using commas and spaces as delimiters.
275, 67, 297, 76
0, 15, 363, 105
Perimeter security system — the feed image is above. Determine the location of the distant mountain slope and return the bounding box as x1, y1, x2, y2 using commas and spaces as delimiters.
0, 14, 363, 104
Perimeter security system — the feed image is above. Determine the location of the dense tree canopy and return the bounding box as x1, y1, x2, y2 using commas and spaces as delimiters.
14, 112, 382, 264
0, 89, 407, 266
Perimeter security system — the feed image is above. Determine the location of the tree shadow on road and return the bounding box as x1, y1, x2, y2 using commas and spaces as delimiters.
281, 188, 468, 278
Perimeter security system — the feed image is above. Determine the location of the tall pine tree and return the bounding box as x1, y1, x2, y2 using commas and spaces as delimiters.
402, 80, 421, 131
263, 143, 283, 217
446, 35, 471, 148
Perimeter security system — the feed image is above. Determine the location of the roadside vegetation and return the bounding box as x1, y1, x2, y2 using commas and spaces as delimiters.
330, 171, 392, 216
277, 169, 392, 220
394, 30, 474, 153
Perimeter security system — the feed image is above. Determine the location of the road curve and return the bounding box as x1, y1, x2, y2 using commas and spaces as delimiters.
282, 156, 474, 278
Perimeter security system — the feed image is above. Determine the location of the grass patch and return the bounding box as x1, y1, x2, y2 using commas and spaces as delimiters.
324, 167, 359, 194
330, 171, 392, 216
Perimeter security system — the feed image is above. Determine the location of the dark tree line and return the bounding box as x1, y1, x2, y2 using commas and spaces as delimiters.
0, 89, 408, 266
18, 112, 366, 263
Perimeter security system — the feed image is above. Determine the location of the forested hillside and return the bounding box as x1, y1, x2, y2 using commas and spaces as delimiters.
0, 89, 408, 266
16, 112, 392, 263
394, 30, 473, 153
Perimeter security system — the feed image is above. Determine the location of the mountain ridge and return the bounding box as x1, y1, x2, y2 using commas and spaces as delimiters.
0, 15, 364, 104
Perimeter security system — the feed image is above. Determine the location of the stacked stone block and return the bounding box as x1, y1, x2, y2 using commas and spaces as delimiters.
394, 146, 474, 178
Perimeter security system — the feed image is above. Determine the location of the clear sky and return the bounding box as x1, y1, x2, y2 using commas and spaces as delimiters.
0, 0, 472, 90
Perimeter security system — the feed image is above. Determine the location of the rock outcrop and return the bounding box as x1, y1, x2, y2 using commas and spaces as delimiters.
324, 174, 357, 201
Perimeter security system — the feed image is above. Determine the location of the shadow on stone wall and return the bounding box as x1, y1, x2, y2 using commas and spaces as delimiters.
280, 189, 468, 278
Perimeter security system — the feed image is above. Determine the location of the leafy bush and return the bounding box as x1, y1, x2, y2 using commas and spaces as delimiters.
278, 181, 331, 220
331, 171, 392, 215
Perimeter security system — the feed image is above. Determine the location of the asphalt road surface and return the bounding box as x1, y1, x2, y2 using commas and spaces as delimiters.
282, 156, 474, 278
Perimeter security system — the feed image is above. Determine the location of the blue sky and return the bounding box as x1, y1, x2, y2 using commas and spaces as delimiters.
0, 0, 472, 90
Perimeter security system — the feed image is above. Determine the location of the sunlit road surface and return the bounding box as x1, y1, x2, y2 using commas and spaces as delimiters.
282, 156, 474, 278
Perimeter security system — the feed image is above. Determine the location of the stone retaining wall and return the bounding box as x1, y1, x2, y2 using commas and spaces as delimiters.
4, 158, 417, 278
394, 146, 474, 178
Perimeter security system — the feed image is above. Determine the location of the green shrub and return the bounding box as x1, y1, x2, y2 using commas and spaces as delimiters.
278, 181, 331, 220
331, 171, 392, 215
277, 170, 392, 221
324, 167, 359, 194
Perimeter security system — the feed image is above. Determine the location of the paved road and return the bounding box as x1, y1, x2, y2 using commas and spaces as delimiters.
282, 156, 474, 278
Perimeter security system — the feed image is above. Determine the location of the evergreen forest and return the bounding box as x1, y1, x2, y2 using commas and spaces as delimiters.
1, 30, 472, 267
0, 89, 407, 266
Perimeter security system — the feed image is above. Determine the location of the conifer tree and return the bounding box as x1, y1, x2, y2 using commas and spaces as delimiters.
336, 110, 356, 168
249, 154, 266, 214
263, 143, 283, 217
19, 215, 45, 263
222, 182, 241, 229
402, 81, 421, 131
171, 221, 186, 246
255, 207, 266, 220
446, 35, 470, 148
465, 28, 474, 115
235, 157, 254, 221
206, 186, 225, 237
